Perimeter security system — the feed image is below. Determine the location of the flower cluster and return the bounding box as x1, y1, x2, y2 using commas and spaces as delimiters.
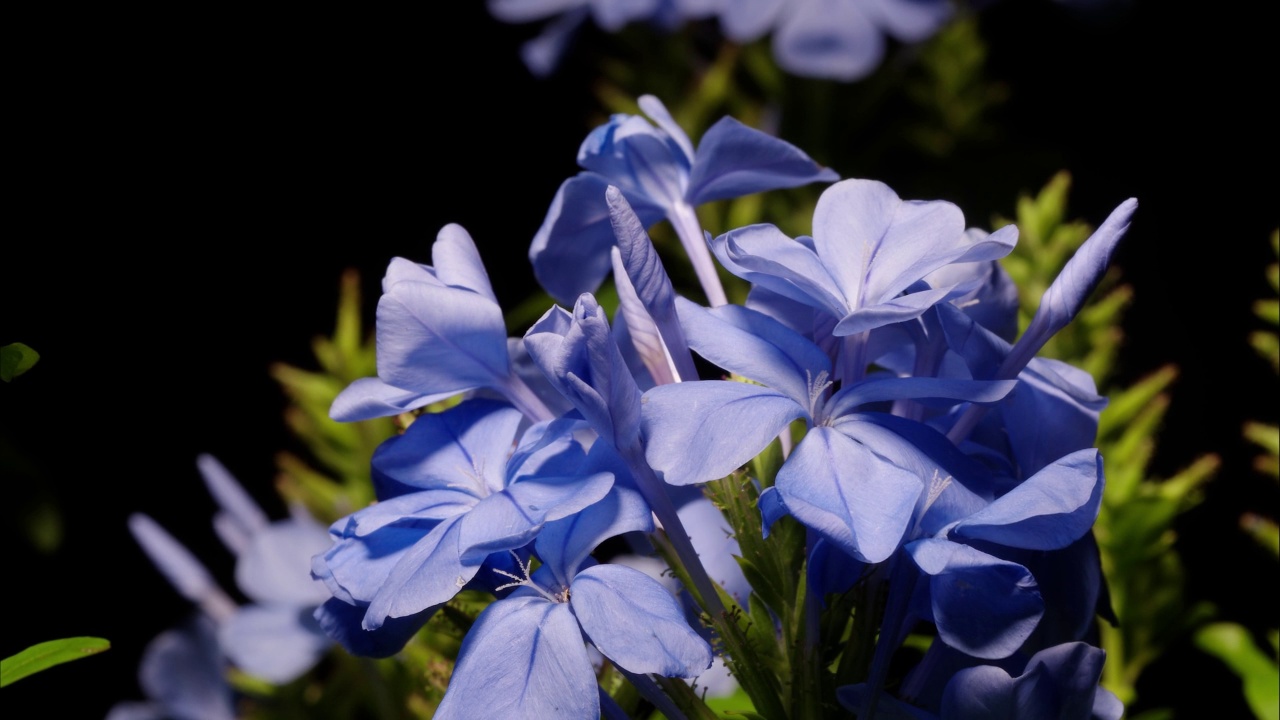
488, 0, 954, 81
311, 97, 1132, 718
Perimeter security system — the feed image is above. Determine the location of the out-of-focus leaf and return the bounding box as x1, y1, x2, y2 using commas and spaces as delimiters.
1195, 623, 1280, 720
1, 637, 109, 686
0, 342, 39, 381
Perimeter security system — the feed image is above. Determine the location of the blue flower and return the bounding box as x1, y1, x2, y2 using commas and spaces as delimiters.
105, 615, 235, 720
312, 398, 615, 643
530, 94, 837, 306
330, 223, 557, 423
434, 486, 712, 720
717, 0, 954, 81
123, 455, 334, 686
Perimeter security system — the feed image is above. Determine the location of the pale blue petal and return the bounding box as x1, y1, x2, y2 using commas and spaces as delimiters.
677, 297, 831, 407
685, 116, 838, 205
365, 515, 479, 628
329, 376, 449, 421
236, 520, 333, 606
128, 514, 232, 619
832, 284, 952, 336
773, 0, 884, 82
538, 484, 653, 585
219, 605, 329, 684
866, 0, 953, 42
1002, 199, 1136, 379
578, 114, 688, 207
371, 398, 523, 494
488, 0, 585, 23
811, 179, 967, 312
431, 223, 498, 302
314, 523, 438, 605
436, 596, 598, 720
710, 223, 848, 319
342, 489, 475, 537
571, 564, 713, 676
608, 186, 699, 382
457, 471, 614, 563
641, 380, 807, 486
824, 375, 1016, 422
775, 427, 922, 562
375, 281, 509, 395
637, 94, 695, 164
136, 616, 235, 720
948, 449, 1103, 551
196, 453, 268, 555
718, 0, 787, 40
519, 8, 588, 78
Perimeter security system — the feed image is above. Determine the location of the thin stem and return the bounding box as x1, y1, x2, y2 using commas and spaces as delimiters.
668, 201, 728, 307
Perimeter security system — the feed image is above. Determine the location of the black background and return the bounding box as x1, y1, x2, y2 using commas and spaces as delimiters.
5, 3, 1277, 717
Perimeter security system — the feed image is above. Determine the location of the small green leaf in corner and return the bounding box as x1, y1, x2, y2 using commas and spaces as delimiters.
1, 343, 40, 382
1, 637, 110, 687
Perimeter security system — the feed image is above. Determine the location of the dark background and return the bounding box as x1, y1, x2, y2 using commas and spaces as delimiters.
5, 3, 1276, 717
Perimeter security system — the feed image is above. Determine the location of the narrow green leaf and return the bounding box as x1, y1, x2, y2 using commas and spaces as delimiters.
0, 342, 40, 382
1, 637, 110, 687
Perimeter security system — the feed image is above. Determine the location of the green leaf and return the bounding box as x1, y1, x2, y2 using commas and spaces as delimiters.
1195, 623, 1280, 720
0, 342, 40, 382
1, 637, 110, 687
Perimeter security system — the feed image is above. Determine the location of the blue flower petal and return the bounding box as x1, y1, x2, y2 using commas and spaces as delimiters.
220, 605, 329, 684
775, 426, 922, 563
436, 596, 598, 720
685, 115, 837, 205
571, 564, 713, 676
641, 380, 807, 486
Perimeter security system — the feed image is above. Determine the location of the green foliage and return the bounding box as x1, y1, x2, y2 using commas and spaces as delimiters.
269, 269, 397, 522
1195, 623, 1280, 720
903, 15, 1007, 157
0, 343, 39, 382
1, 637, 109, 687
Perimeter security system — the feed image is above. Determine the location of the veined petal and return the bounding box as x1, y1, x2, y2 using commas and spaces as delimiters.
711, 223, 848, 318
328, 376, 450, 422
1002, 199, 1137, 380
364, 516, 481, 628
831, 284, 952, 336
571, 564, 713, 676
775, 427, 922, 563
641, 380, 807, 486
375, 281, 509, 395
812, 179, 966, 314
436, 596, 598, 720
608, 186, 699, 382
685, 115, 837, 205
431, 223, 498, 302
457, 471, 614, 563
677, 297, 832, 406
371, 398, 522, 495
908, 538, 1043, 659
824, 376, 1015, 421
538, 484, 653, 585
315, 523, 438, 605
579, 114, 688, 207
637, 94, 695, 165
948, 449, 1103, 551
